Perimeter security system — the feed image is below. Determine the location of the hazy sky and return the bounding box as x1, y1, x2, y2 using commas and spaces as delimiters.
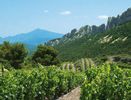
0, 0, 131, 37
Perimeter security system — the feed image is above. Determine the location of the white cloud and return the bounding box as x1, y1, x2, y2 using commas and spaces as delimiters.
98, 15, 108, 20
44, 10, 49, 13
60, 11, 72, 15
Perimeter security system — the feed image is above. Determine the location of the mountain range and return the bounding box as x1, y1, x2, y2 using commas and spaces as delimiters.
47, 8, 131, 62
47, 8, 131, 46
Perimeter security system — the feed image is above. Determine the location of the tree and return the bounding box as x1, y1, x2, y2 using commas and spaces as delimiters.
32, 45, 60, 66
9, 43, 28, 68
0, 41, 28, 69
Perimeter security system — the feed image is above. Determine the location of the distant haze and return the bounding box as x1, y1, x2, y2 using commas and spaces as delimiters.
0, 29, 63, 47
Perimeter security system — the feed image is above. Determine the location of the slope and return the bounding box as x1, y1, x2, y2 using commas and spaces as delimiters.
55, 21, 131, 61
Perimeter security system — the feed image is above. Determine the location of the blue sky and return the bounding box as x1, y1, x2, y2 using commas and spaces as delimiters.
0, 0, 131, 37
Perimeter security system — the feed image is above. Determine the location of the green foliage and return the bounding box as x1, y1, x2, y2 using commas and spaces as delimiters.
55, 21, 131, 61
0, 41, 28, 69
32, 45, 60, 66
0, 67, 85, 100
81, 64, 131, 100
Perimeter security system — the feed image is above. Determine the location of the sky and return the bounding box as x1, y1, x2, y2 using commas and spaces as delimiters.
0, 0, 131, 37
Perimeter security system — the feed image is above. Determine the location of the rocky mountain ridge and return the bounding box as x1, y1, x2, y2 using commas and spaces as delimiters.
47, 8, 131, 46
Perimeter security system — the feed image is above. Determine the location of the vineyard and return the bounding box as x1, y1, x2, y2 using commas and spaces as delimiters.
81, 64, 131, 100
0, 67, 85, 100
60, 58, 95, 71
0, 64, 131, 100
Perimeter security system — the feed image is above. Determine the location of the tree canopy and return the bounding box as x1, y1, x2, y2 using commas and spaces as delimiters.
32, 45, 60, 66
0, 41, 28, 69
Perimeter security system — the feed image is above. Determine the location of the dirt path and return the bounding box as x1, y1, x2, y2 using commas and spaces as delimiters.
57, 87, 81, 100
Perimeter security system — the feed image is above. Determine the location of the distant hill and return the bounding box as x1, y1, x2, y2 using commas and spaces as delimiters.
0, 29, 63, 49
46, 8, 131, 61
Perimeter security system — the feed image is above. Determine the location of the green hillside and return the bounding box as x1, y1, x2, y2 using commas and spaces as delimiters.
55, 21, 131, 61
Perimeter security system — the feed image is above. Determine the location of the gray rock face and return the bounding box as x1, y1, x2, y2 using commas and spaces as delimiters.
106, 8, 131, 29
91, 24, 106, 34
47, 24, 106, 45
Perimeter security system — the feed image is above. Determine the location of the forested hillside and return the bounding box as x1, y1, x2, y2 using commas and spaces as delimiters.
51, 21, 130, 61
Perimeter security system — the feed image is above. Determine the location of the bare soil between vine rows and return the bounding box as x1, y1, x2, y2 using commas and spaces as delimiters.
57, 87, 80, 100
